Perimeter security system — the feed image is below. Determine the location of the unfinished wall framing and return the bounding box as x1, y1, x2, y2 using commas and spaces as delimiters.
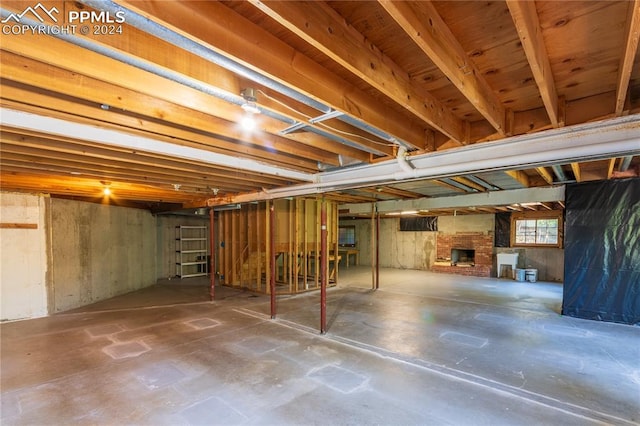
216, 198, 339, 294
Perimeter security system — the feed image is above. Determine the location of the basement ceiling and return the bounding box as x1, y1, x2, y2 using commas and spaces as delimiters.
1, 0, 639, 213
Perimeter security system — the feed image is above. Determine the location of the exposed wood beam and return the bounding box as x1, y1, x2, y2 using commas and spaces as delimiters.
68, 7, 389, 153
0, 83, 325, 172
540, 202, 553, 211
476, 207, 495, 214
535, 167, 554, 185
117, 0, 428, 151
607, 158, 618, 179
2, 108, 314, 184
452, 177, 486, 192
570, 163, 582, 182
504, 170, 530, 188
507, 0, 560, 127
616, 0, 640, 116
360, 186, 425, 199
0, 172, 209, 205
379, 0, 506, 135
0, 127, 293, 189
248, 0, 464, 142
0, 43, 369, 164
0, 136, 275, 193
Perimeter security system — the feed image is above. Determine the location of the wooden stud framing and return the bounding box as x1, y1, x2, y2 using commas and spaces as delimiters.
214, 198, 338, 295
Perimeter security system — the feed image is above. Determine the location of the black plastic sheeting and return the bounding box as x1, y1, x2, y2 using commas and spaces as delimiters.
494, 212, 511, 248
562, 178, 640, 325
400, 216, 438, 232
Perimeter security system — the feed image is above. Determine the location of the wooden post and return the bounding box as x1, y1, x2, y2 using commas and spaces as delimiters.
289, 199, 294, 293
320, 199, 328, 334
304, 199, 309, 289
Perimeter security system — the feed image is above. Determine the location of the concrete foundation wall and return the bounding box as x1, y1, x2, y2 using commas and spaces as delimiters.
344, 214, 563, 281
50, 198, 157, 312
156, 215, 210, 279
344, 218, 437, 270
0, 192, 49, 321
344, 214, 494, 270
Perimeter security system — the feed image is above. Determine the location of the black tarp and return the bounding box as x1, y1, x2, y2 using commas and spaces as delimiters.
400, 216, 438, 232
494, 212, 511, 247
562, 178, 640, 325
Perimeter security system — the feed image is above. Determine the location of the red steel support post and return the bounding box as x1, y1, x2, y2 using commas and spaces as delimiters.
209, 208, 215, 301
375, 210, 380, 290
320, 200, 328, 334
270, 202, 276, 319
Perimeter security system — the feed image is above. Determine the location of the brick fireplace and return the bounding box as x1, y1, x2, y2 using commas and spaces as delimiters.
432, 232, 493, 277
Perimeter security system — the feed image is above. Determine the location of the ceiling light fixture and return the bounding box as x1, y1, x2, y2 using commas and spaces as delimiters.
101, 181, 111, 196
240, 88, 260, 114
240, 116, 256, 131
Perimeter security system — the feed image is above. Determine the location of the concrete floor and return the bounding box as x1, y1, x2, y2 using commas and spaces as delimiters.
1, 267, 638, 425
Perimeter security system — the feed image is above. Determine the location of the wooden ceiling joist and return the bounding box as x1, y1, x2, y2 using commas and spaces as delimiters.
570, 163, 582, 183
379, 0, 506, 136
0, 143, 266, 194
119, 0, 428, 152
249, 0, 464, 143
451, 177, 487, 192
535, 167, 554, 185
616, 0, 640, 116
1, 1, 638, 210
0, 171, 210, 205
1, 59, 369, 167
504, 170, 530, 188
0, 43, 373, 165
507, 0, 560, 127
0, 92, 324, 174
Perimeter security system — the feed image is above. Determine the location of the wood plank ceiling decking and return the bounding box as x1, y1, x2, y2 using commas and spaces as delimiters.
1, 0, 639, 213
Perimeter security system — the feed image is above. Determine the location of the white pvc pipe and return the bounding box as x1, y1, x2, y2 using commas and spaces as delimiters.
228, 114, 640, 203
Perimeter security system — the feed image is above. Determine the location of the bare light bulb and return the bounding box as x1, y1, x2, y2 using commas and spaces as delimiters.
241, 116, 256, 131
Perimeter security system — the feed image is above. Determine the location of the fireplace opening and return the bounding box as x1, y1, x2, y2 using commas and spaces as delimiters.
451, 248, 475, 266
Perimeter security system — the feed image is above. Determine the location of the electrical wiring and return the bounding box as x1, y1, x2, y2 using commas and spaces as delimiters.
257, 89, 312, 119
316, 121, 397, 147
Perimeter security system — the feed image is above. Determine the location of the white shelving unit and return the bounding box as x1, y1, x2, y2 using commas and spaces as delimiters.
175, 226, 209, 278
